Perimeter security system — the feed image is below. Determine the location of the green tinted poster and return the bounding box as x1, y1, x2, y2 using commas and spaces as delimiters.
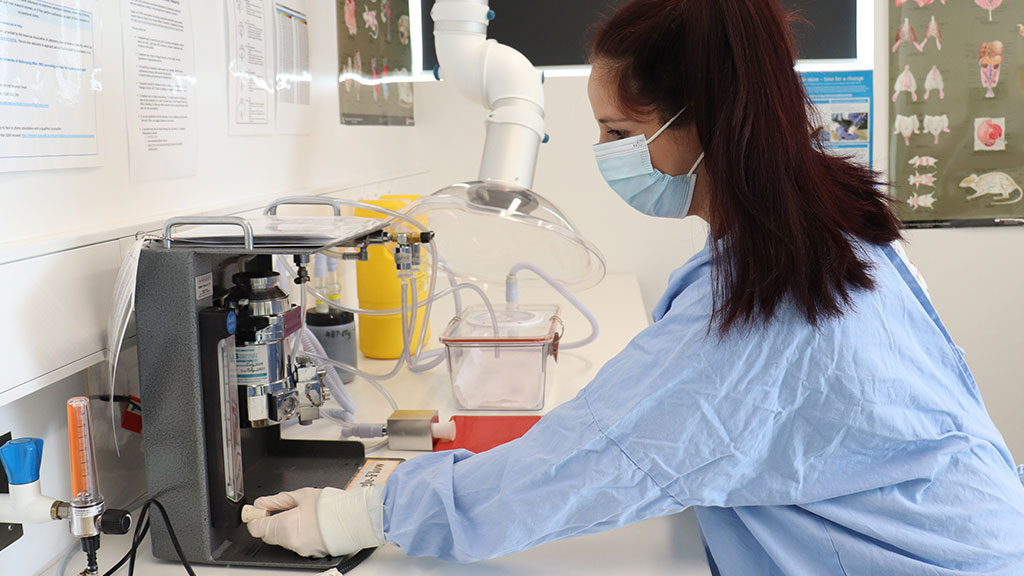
889, 1, 1024, 225
337, 0, 415, 126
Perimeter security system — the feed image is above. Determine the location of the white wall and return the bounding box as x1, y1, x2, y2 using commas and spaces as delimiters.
871, 0, 1024, 461
413, 0, 1023, 461
0, 0, 422, 251
0, 2, 426, 573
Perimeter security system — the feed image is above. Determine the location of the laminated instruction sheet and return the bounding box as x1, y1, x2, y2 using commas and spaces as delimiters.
0, 0, 103, 173
275, 0, 311, 134
890, 1, 1024, 225
227, 0, 275, 135
120, 0, 198, 180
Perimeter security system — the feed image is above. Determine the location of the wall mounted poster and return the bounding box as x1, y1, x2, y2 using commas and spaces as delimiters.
803, 71, 873, 170
0, 0, 103, 173
890, 1, 1024, 226
227, 0, 275, 135
336, 0, 414, 126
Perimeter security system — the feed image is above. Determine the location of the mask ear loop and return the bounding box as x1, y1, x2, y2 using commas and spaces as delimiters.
647, 107, 687, 144
687, 152, 706, 175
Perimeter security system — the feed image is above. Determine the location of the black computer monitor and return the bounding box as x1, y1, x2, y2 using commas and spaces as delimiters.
419, 0, 858, 71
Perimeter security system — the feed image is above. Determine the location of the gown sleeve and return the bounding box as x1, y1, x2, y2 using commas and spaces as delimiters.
382, 241, 1010, 563
381, 389, 686, 562
380, 261, 723, 562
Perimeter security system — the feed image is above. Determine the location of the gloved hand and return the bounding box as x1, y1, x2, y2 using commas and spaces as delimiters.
245, 485, 386, 558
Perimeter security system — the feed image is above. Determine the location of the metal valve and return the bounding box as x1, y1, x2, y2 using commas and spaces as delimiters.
294, 356, 326, 425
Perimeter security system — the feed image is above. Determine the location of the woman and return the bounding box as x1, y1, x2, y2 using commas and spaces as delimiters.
247, 1, 1024, 573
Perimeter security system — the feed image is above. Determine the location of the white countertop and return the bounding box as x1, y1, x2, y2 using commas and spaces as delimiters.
90, 274, 712, 576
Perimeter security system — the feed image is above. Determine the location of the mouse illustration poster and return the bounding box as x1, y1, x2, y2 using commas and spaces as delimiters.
890, 1, 1024, 225
337, 0, 415, 126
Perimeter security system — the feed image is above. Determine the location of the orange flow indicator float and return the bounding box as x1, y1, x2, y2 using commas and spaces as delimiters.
67, 396, 102, 505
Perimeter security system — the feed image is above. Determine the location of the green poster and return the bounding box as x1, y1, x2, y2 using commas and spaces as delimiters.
337, 0, 415, 126
890, 1, 1024, 225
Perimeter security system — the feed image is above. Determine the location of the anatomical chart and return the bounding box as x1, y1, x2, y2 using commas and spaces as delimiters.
890, 1, 1024, 224
336, 0, 414, 126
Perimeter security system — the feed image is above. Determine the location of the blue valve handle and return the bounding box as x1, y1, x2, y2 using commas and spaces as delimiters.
0, 438, 43, 486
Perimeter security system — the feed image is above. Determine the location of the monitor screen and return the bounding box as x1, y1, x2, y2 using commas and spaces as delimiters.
420, 0, 858, 71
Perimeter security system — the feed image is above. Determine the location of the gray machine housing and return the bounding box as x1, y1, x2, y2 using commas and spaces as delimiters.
136, 245, 367, 569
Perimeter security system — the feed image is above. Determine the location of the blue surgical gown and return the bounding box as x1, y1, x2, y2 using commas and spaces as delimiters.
381, 240, 1024, 574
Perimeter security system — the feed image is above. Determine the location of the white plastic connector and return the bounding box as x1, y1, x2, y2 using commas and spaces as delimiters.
241, 505, 270, 523
430, 0, 490, 35
340, 423, 387, 439
505, 273, 519, 306
432, 0, 546, 188
431, 420, 457, 442
0, 481, 58, 524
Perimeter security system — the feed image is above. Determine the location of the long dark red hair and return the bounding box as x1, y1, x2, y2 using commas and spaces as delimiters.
591, 0, 902, 333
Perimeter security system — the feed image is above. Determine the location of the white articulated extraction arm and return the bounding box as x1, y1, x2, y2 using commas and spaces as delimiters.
431, 0, 547, 189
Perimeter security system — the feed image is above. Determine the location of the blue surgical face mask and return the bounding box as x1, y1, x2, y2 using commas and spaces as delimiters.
593, 108, 705, 219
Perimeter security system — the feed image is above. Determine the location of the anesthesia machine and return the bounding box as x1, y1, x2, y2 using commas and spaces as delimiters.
98, 0, 605, 571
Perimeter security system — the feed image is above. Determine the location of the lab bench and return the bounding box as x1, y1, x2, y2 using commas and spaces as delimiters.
87, 274, 713, 576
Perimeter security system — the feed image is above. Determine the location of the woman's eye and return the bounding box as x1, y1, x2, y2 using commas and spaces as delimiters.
607, 129, 627, 139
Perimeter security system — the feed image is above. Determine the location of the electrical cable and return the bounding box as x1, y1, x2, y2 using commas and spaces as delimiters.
336, 547, 377, 573
89, 395, 141, 411
98, 497, 377, 575
128, 500, 195, 576
99, 520, 149, 576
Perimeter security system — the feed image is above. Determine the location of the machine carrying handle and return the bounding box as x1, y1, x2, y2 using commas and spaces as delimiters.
263, 196, 343, 216
163, 216, 255, 250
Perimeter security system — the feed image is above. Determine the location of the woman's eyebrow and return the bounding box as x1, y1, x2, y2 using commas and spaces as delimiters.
597, 117, 630, 124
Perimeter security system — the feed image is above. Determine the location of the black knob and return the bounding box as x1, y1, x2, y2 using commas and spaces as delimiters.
101, 509, 132, 535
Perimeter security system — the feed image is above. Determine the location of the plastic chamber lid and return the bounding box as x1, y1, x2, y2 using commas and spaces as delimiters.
405, 181, 606, 291
441, 305, 562, 344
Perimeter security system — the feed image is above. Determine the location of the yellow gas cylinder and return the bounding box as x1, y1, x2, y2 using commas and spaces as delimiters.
355, 196, 430, 359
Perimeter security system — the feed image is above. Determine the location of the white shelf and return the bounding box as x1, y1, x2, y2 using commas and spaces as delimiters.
0, 351, 106, 407
0, 241, 122, 404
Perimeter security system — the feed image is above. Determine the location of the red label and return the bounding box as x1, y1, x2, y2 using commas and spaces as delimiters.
282, 306, 303, 338
121, 395, 143, 434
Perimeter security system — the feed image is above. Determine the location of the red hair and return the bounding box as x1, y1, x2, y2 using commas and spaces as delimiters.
591, 0, 902, 332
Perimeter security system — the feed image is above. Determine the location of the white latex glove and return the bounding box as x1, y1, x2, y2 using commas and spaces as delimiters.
245, 485, 386, 559
246, 487, 329, 558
